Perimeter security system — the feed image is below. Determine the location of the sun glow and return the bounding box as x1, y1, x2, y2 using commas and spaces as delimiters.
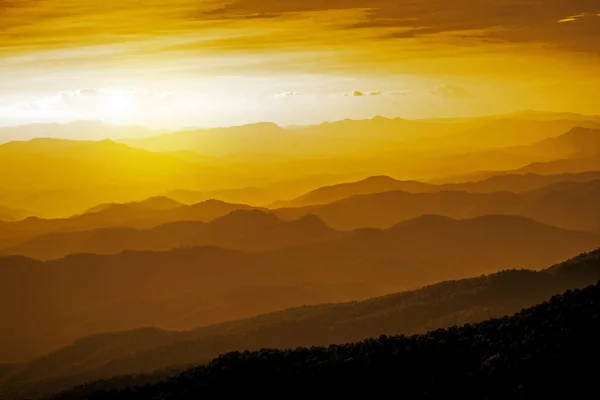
104, 89, 136, 121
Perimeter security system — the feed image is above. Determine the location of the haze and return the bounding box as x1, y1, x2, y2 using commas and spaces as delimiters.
1, 1, 600, 399
1, 0, 600, 128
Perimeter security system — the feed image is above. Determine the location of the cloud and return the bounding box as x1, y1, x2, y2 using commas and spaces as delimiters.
196, 0, 600, 55
276, 91, 303, 97
388, 90, 411, 95
558, 12, 600, 22
430, 84, 473, 98
343, 89, 411, 97
343, 89, 364, 97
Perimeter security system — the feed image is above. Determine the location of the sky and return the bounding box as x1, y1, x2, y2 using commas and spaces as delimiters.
1, 0, 599, 128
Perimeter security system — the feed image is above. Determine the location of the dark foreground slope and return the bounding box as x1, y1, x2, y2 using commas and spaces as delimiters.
52, 280, 600, 399
3, 250, 599, 399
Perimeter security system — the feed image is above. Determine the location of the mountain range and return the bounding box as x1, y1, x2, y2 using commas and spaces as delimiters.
1, 249, 598, 399
1, 214, 598, 364
274, 179, 600, 231
46, 278, 600, 399
276, 171, 600, 207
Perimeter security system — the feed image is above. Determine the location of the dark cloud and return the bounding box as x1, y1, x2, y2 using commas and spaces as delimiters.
196, 0, 600, 54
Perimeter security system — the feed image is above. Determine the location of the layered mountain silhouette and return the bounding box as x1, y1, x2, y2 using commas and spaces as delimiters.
2, 249, 599, 399
123, 115, 600, 157
278, 171, 600, 207
2, 112, 600, 399
274, 180, 600, 231
0, 121, 159, 144
1, 216, 597, 364
0, 206, 33, 222
269, 215, 600, 285
164, 187, 273, 206
509, 126, 600, 158
1, 115, 597, 218
2, 211, 342, 260
45, 278, 600, 399
0, 199, 260, 249
83, 196, 184, 214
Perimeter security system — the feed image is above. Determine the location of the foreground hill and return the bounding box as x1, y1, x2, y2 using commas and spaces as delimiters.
3, 211, 342, 260
0, 246, 375, 364
50, 279, 600, 399
1, 214, 597, 363
274, 179, 600, 231
278, 171, 600, 207
2, 250, 599, 399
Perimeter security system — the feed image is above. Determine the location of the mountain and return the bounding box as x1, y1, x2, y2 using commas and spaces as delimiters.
407, 117, 600, 151
1, 215, 597, 365
123, 114, 600, 157
438, 154, 600, 183
47, 279, 600, 399
3, 249, 599, 399
83, 197, 183, 214
509, 126, 600, 158
0, 206, 33, 222
165, 187, 274, 206
277, 176, 436, 207
270, 215, 600, 287
122, 122, 288, 156
0, 199, 261, 250
278, 171, 600, 207
513, 154, 600, 175
0, 121, 160, 144
448, 170, 600, 193
274, 182, 600, 231
274, 190, 523, 230
501, 110, 600, 122
0, 138, 210, 217
0, 244, 381, 364
1, 116, 595, 218
2, 211, 342, 260
514, 178, 600, 232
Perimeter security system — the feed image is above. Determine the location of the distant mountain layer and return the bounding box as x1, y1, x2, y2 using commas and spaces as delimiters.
3, 211, 341, 260
0, 206, 33, 222
83, 196, 183, 214
3, 173, 599, 256
0, 121, 160, 144
278, 171, 600, 207
1, 215, 598, 364
277, 127, 600, 208
48, 278, 600, 399
2, 249, 599, 399
0, 117, 597, 218
122, 116, 600, 156
275, 178, 600, 231
509, 127, 600, 158
0, 199, 261, 249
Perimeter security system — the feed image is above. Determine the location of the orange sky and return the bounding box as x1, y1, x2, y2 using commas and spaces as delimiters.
1, 0, 599, 128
